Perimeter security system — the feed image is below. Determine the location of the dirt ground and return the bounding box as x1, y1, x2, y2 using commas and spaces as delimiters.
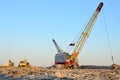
0, 66, 120, 80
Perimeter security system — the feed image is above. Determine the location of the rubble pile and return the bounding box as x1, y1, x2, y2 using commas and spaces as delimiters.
0, 66, 120, 80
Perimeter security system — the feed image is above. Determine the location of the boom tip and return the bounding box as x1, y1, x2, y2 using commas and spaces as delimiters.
96, 2, 104, 12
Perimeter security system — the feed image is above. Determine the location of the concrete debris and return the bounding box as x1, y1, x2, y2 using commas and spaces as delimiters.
0, 66, 120, 80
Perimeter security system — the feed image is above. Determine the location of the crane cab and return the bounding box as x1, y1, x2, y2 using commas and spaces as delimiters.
55, 52, 69, 64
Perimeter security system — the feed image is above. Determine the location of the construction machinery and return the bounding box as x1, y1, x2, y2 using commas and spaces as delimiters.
8, 60, 14, 66
18, 59, 31, 67
111, 64, 120, 70
4, 60, 14, 67
53, 2, 103, 69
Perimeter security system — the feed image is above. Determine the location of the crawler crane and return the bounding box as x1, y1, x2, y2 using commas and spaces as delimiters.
53, 2, 103, 69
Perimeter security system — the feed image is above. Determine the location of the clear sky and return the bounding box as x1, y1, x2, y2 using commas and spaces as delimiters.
0, 0, 120, 67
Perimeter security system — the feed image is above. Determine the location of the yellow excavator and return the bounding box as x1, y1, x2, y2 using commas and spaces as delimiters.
2, 60, 14, 67
18, 59, 31, 67
5, 60, 14, 67
53, 2, 103, 69
8, 60, 14, 67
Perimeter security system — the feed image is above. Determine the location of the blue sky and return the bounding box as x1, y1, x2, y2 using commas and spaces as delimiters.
0, 0, 120, 67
